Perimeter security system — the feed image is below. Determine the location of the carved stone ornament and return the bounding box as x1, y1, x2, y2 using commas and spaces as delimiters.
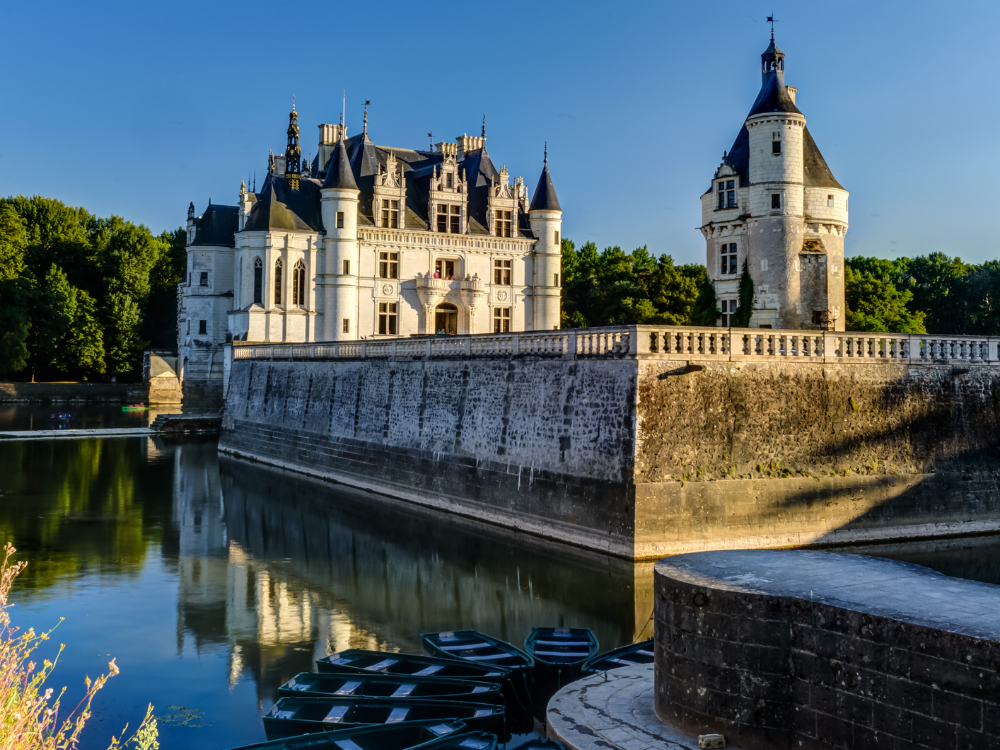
496, 290, 508, 302
382, 283, 394, 296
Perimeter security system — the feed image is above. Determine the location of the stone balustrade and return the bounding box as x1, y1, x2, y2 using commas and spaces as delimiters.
232, 325, 1000, 365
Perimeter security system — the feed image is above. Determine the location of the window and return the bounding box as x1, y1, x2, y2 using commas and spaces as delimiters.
446, 173, 454, 189
378, 302, 397, 335
495, 210, 511, 238
293, 260, 306, 305
437, 204, 448, 233
343, 259, 350, 275
274, 258, 283, 305
435, 303, 458, 335
721, 244, 738, 275
718, 180, 735, 208
381, 199, 399, 228
494, 259, 511, 285
253, 258, 263, 304
379, 251, 399, 279
199, 271, 208, 286
771, 194, 781, 210
719, 300, 736, 327
198, 320, 207, 335
450, 205, 460, 234
493, 307, 511, 333
555, 230, 560, 244
554, 273, 559, 287
772, 140, 782, 155
435, 259, 455, 280
827, 195, 834, 207
342, 318, 350, 334
336, 211, 344, 228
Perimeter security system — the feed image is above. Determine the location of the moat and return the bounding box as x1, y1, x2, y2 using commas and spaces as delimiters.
3, 408, 1000, 749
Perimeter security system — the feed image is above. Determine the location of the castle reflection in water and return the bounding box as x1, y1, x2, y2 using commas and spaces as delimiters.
167, 440, 653, 702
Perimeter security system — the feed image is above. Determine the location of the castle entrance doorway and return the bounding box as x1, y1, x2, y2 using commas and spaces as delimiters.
434, 303, 458, 335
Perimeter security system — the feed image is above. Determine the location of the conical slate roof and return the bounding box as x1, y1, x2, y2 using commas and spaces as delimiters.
529, 164, 561, 212
322, 138, 358, 190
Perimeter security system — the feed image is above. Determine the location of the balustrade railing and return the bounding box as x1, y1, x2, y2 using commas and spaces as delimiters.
230, 327, 1000, 365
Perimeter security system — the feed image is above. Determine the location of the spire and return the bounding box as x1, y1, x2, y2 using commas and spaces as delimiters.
529, 144, 561, 212
285, 98, 302, 189
322, 137, 358, 191
363, 100, 369, 138
481, 115, 486, 139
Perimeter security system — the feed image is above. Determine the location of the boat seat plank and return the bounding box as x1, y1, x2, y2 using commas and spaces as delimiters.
610, 657, 638, 665
365, 659, 399, 671
534, 650, 591, 657
386, 707, 410, 723
471, 686, 491, 693
335, 680, 363, 695
637, 650, 654, 656
464, 653, 514, 661
459, 741, 492, 749
274, 710, 296, 719
333, 741, 364, 750
439, 642, 491, 651
391, 683, 417, 697
536, 640, 591, 646
413, 665, 444, 676
323, 705, 350, 723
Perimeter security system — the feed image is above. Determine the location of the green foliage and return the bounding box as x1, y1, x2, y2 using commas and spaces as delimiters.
0, 195, 179, 380
732, 257, 754, 328
690, 277, 719, 326
560, 239, 706, 327
844, 264, 926, 333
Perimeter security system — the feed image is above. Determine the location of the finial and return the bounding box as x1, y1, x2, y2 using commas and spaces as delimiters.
428, 132, 433, 150
481, 115, 486, 139
253, 171, 256, 192
363, 100, 370, 136
767, 14, 777, 41
544, 141, 548, 166
292, 94, 296, 112
341, 90, 346, 127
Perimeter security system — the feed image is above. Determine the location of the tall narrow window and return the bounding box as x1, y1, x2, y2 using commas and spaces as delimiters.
435, 259, 456, 279
717, 181, 726, 209
336, 211, 344, 228
342, 318, 350, 334
381, 199, 399, 228
445, 173, 454, 189
343, 260, 350, 275
493, 307, 511, 333
827, 195, 834, 207
437, 204, 448, 233
199, 271, 208, 286
450, 205, 460, 234
554, 273, 559, 287
771, 194, 781, 210
719, 300, 736, 327
293, 260, 306, 305
378, 302, 397, 335
253, 258, 263, 304
198, 320, 207, 335
494, 259, 511, 285
554, 230, 559, 244
274, 258, 283, 305
721, 244, 738, 275
379, 251, 399, 279
494, 210, 511, 238
727, 180, 735, 208
772, 140, 781, 155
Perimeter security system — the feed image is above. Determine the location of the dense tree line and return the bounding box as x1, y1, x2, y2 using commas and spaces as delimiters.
0, 196, 185, 381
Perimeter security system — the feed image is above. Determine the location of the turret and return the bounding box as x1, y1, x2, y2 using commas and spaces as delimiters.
319, 138, 360, 340
528, 144, 562, 331
186, 202, 196, 245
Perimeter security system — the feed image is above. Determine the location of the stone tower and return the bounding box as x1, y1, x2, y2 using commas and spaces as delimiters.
701, 35, 848, 331
528, 144, 563, 331
319, 137, 360, 341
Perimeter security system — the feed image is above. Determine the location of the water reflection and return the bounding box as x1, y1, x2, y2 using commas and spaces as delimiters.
0, 403, 154, 431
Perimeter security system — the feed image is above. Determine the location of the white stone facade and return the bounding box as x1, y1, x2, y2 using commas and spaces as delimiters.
700, 38, 848, 331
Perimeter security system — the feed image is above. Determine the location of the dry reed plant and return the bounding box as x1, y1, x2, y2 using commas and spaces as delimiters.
0, 543, 158, 750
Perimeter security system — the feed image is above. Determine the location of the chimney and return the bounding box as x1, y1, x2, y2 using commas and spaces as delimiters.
455, 134, 485, 162
786, 86, 798, 105
317, 123, 348, 173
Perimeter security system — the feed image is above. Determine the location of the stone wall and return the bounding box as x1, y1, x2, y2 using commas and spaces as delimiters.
220, 357, 638, 556
654, 550, 1000, 750
221, 352, 1000, 559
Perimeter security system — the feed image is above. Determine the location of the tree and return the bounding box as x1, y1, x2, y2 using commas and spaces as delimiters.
144, 227, 186, 349
0, 279, 31, 376
0, 204, 27, 282
690, 278, 719, 326
32, 265, 77, 374
845, 265, 926, 333
56, 289, 105, 378
732, 257, 754, 328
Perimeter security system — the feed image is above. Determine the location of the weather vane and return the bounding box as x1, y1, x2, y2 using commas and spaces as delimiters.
767, 14, 778, 40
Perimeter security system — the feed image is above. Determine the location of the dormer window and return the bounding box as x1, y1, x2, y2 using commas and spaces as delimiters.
721, 244, 738, 275
495, 210, 512, 238
381, 199, 399, 228
717, 180, 735, 209
446, 173, 454, 189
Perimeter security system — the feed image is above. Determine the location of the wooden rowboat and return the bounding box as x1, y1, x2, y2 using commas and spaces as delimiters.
523, 627, 599, 717
581, 639, 654, 674
316, 649, 513, 683
263, 697, 506, 741
279, 672, 502, 705
223, 718, 467, 749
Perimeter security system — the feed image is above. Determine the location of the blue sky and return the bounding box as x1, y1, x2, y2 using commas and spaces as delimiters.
1, 0, 997, 265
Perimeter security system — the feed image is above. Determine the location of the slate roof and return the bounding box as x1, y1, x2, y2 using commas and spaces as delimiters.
191, 203, 239, 247
529, 165, 561, 211
241, 134, 538, 237
322, 138, 358, 190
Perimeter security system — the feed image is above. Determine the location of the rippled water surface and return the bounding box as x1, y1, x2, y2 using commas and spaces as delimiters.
0, 426, 649, 749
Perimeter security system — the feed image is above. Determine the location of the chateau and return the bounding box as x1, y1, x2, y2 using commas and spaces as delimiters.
702, 35, 848, 330
178, 107, 561, 398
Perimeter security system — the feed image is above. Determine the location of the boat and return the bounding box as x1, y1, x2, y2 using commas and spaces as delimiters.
581, 639, 654, 674
262, 697, 506, 741
419, 631, 535, 730
509, 741, 567, 750
121, 404, 148, 411
279, 672, 503, 705
223, 718, 467, 749
316, 650, 513, 683
523, 627, 599, 717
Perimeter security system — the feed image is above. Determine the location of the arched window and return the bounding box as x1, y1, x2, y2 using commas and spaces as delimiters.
253, 258, 263, 305
274, 258, 283, 305
293, 260, 306, 306
434, 303, 458, 335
